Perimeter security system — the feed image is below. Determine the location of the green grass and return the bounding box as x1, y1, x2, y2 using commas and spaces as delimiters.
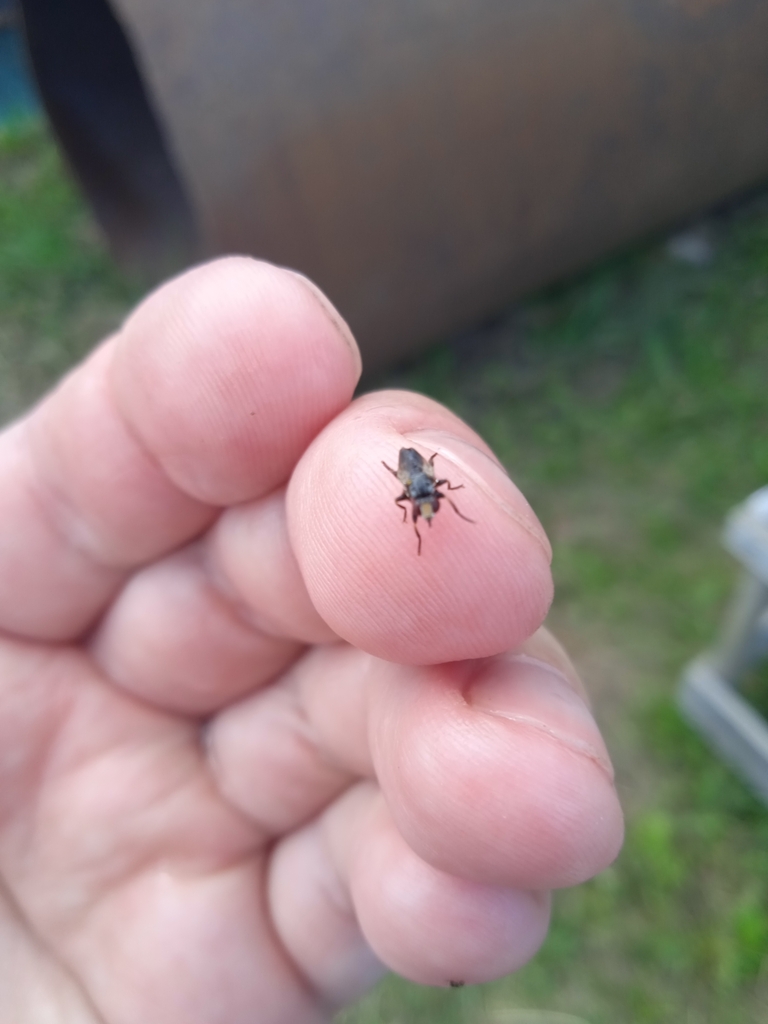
0, 117, 138, 419
3, 116, 768, 1023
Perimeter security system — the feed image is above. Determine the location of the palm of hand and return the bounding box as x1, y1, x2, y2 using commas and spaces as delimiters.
0, 260, 622, 1024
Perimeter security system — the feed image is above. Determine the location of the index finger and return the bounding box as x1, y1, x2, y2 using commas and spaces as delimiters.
287, 391, 553, 664
0, 258, 360, 640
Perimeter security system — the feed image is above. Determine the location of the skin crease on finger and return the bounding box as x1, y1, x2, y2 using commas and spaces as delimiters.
0, 884, 104, 1024
89, 541, 307, 716
287, 389, 554, 664
89, 487, 339, 716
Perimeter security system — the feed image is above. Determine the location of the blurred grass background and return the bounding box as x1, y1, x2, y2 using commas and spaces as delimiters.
2, 115, 768, 1023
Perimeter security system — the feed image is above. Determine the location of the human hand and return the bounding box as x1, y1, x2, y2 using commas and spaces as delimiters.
0, 259, 623, 1023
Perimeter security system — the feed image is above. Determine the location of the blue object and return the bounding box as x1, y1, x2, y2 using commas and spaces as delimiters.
0, 27, 40, 122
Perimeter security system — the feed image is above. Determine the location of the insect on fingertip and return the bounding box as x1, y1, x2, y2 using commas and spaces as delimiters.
384, 447, 475, 553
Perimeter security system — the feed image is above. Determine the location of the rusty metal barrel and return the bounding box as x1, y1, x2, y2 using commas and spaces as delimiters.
26, 0, 768, 370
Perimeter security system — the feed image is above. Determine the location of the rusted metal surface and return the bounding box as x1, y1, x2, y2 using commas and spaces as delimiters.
21, 0, 197, 271
111, 0, 768, 370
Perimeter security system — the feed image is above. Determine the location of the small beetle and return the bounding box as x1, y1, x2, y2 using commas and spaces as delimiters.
382, 447, 475, 555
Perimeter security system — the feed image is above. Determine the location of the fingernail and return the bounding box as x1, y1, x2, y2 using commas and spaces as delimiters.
466, 655, 614, 779
286, 269, 363, 377
404, 429, 551, 561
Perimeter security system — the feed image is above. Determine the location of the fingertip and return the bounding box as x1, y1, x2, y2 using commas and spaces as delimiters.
347, 797, 551, 986
111, 258, 362, 504
283, 269, 362, 380
288, 392, 553, 664
370, 658, 625, 889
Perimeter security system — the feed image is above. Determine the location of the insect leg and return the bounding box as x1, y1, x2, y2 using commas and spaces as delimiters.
435, 478, 464, 492
395, 496, 409, 523
382, 461, 399, 478
410, 501, 424, 554
436, 491, 476, 523
413, 521, 422, 555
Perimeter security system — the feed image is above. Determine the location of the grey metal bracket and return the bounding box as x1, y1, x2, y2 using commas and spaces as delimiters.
678, 486, 768, 804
